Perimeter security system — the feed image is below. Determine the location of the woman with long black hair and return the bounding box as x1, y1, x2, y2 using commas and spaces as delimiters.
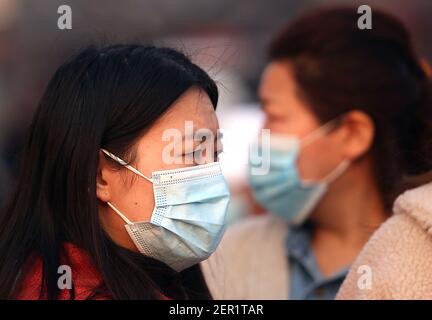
0, 44, 230, 299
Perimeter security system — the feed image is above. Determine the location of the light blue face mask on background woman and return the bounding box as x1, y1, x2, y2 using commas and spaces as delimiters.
101, 149, 230, 272
248, 121, 350, 225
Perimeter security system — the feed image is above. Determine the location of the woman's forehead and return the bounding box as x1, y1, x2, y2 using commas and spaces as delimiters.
157, 89, 218, 131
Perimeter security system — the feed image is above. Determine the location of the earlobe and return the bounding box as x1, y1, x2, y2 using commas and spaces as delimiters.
96, 180, 111, 202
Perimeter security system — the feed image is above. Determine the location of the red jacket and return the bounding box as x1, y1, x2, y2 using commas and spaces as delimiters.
16, 243, 109, 300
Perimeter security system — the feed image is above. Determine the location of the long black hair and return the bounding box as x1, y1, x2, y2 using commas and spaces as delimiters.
0, 44, 218, 299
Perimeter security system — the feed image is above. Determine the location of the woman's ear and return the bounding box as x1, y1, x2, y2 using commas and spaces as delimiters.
339, 110, 375, 161
96, 150, 112, 202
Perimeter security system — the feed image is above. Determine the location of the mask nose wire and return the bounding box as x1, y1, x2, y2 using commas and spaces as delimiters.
100, 148, 153, 183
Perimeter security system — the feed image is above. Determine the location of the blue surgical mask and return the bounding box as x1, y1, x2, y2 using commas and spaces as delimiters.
101, 149, 230, 272
248, 122, 349, 225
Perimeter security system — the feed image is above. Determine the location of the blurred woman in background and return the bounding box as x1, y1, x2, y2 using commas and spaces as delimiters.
0, 44, 230, 299
202, 7, 432, 299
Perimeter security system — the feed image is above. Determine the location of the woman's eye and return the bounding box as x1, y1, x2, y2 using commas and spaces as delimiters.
181, 149, 223, 163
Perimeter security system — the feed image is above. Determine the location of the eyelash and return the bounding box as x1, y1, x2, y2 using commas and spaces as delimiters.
185, 150, 222, 160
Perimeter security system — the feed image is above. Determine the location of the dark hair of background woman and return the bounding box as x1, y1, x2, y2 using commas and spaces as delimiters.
0, 44, 218, 299
269, 6, 432, 210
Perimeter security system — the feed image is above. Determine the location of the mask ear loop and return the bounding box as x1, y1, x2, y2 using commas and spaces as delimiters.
322, 160, 350, 184
101, 149, 154, 226
107, 202, 133, 225
299, 116, 349, 185
300, 119, 340, 148
101, 149, 153, 183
